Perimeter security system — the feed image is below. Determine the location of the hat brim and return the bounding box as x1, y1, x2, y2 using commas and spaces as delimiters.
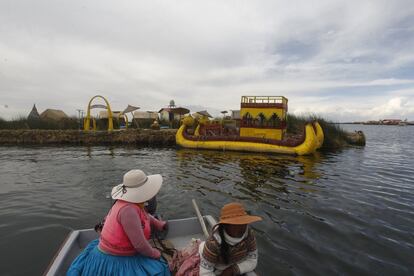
219, 215, 262, 225
111, 174, 163, 203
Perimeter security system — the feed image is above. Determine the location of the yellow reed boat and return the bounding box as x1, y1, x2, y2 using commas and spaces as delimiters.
176, 96, 324, 156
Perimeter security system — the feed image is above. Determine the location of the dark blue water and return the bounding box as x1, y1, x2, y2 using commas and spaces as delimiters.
0, 125, 413, 275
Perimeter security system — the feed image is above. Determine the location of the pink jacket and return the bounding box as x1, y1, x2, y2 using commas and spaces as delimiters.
99, 200, 162, 257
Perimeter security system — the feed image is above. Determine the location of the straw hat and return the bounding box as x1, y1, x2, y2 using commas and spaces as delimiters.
219, 202, 262, 225
111, 170, 163, 203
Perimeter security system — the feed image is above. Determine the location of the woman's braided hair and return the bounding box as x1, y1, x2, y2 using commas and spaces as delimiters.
212, 224, 230, 264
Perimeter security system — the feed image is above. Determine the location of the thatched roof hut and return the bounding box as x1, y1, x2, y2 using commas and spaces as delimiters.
98, 110, 122, 119
40, 109, 68, 121
28, 104, 40, 120
133, 111, 159, 120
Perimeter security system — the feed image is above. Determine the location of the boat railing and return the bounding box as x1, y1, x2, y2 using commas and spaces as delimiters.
241, 96, 288, 105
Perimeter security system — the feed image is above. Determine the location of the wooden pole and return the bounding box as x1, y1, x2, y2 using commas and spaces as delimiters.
192, 199, 209, 238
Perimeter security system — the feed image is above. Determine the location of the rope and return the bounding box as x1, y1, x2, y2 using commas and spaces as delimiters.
151, 231, 177, 259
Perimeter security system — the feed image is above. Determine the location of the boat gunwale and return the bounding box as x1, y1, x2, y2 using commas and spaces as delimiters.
44, 230, 80, 276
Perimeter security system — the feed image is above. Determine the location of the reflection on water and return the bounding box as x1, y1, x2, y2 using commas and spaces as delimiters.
86, 146, 116, 159
176, 149, 316, 205
0, 125, 414, 275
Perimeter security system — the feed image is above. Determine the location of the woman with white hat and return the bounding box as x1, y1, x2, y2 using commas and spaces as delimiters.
67, 169, 170, 276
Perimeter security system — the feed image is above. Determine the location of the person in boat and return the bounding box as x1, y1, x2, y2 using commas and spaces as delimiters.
67, 169, 170, 276
199, 202, 262, 276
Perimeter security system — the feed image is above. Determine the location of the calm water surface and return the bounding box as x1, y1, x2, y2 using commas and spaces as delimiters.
0, 125, 413, 275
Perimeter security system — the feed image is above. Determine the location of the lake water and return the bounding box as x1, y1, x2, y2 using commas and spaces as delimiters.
0, 125, 413, 275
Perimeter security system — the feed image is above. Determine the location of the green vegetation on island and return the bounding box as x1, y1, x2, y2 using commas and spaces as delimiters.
287, 114, 365, 149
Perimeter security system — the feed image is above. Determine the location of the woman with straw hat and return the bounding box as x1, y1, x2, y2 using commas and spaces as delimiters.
67, 169, 170, 276
199, 202, 262, 276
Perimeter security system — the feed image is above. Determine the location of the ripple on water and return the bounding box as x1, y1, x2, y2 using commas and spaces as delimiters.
1, 126, 414, 275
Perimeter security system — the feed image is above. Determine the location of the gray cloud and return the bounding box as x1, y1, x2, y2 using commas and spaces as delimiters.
0, 0, 413, 121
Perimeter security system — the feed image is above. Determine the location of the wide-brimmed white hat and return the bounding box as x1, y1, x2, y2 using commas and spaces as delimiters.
111, 170, 163, 203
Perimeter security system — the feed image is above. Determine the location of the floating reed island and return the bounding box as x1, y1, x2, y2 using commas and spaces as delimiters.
0, 115, 364, 149
0, 129, 176, 146
0, 95, 365, 151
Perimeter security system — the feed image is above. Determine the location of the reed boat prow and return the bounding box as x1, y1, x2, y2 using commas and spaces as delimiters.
293, 123, 319, 155
313, 121, 324, 150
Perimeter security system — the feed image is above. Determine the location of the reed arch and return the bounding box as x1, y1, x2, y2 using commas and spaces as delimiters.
84, 95, 114, 131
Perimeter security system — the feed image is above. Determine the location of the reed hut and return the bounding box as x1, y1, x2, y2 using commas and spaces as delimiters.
40, 109, 68, 121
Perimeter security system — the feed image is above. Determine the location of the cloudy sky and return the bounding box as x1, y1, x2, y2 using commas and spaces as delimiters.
1, 0, 413, 121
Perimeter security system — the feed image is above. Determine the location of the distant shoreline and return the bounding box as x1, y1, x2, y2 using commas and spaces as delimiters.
338, 122, 414, 125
